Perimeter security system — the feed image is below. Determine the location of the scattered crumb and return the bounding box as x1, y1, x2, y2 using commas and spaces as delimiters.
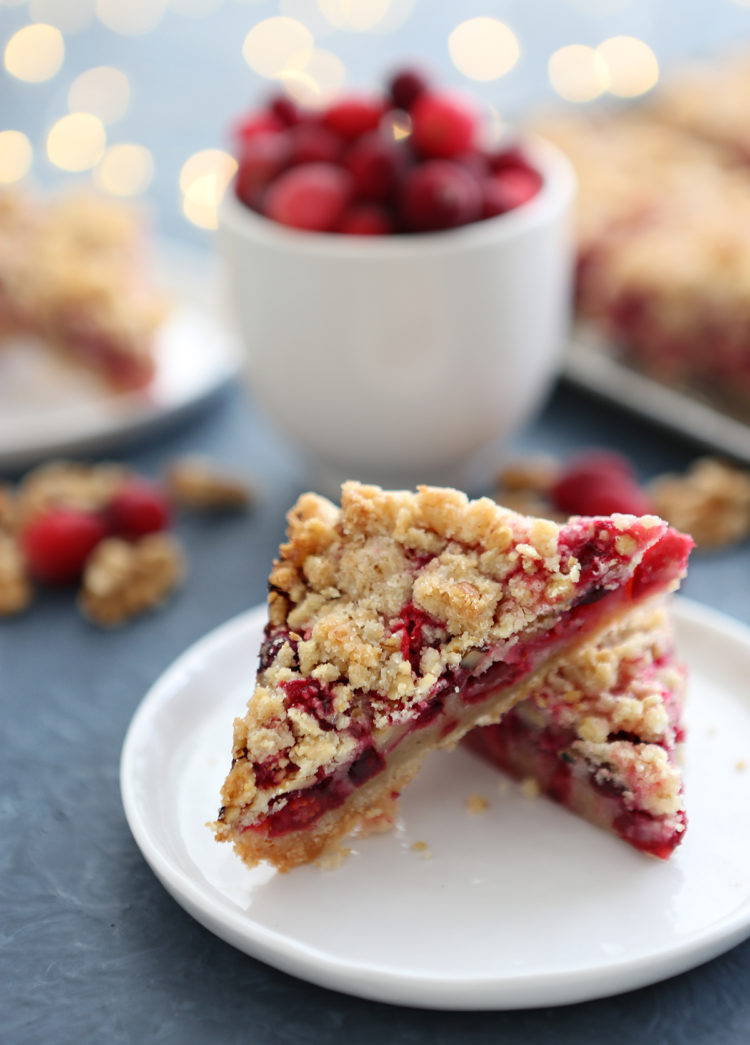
466, 793, 489, 814
497, 778, 511, 796
520, 777, 541, 800
735, 759, 747, 772
411, 840, 433, 859
166, 456, 254, 511
315, 845, 351, 870
497, 457, 559, 494
78, 533, 185, 627
0, 533, 32, 616
649, 457, 750, 548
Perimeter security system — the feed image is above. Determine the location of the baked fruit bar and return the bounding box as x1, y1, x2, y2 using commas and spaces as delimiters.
536, 111, 750, 410
465, 601, 687, 859
0, 189, 166, 390
213, 482, 692, 871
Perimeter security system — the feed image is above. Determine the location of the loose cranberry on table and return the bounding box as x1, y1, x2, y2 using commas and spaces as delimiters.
230, 67, 543, 235
552, 453, 655, 517
21, 509, 108, 584
107, 479, 171, 538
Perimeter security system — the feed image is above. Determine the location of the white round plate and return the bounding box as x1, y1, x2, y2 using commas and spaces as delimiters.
120, 598, 750, 1010
0, 243, 241, 470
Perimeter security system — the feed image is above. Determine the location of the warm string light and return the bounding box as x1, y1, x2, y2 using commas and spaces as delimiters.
4, 24, 65, 83
96, 0, 167, 35
94, 144, 154, 196
0, 131, 33, 183
449, 17, 520, 81
180, 149, 237, 229
47, 113, 106, 171
549, 36, 659, 102
242, 17, 313, 77
168, 0, 224, 14
68, 67, 131, 124
29, 0, 96, 34
279, 49, 346, 108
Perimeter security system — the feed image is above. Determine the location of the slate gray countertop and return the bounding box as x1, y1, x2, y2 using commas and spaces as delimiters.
2, 383, 749, 1045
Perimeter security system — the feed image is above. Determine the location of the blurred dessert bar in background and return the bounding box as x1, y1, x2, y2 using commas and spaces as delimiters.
0, 190, 167, 391
536, 55, 750, 415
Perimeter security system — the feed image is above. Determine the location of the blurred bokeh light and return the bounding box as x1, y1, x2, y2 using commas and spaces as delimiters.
449, 18, 520, 81
280, 48, 347, 107
242, 17, 314, 78
180, 149, 237, 228
0, 131, 33, 184
94, 143, 154, 196
597, 35, 659, 97
548, 44, 609, 102
68, 67, 131, 125
29, 0, 96, 34
96, 0, 167, 35
5, 24, 64, 83
47, 113, 106, 171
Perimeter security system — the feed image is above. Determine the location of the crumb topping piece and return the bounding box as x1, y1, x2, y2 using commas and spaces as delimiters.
79, 533, 184, 627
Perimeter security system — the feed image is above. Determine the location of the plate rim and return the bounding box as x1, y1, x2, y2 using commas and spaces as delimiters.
120, 596, 750, 1010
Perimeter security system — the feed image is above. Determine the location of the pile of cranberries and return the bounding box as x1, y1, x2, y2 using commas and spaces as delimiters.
232, 68, 543, 235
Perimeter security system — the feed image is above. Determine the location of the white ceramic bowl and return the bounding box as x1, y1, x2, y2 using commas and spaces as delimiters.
219, 139, 576, 492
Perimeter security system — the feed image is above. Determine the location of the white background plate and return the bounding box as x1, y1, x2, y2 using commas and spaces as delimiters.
120, 598, 750, 1010
0, 243, 241, 470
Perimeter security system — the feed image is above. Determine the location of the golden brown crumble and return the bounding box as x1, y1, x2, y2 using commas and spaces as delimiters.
13, 461, 131, 530
466, 794, 489, 814
78, 533, 184, 627
649, 458, 750, 548
577, 740, 682, 818
0, 533, 32, 616
0, 484, 16, 532
217, 482, 671, 844
166, 457, 254, 511
519, 778, 541, 800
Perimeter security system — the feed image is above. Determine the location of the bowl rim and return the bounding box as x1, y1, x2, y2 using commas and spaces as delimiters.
218, 135, 577, 257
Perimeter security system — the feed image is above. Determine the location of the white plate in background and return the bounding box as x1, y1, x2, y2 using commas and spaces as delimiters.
120, 598, 750, 1010
0, 242, 241, 470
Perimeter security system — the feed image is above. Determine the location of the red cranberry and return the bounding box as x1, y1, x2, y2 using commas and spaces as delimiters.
400, 160, 482, 231
482, 166, 542, 217
389, 67, 429, 110
455, 151, 490, 181
410, 92, 477, 159
288, 122, 344, 165
552, 453, 652, 517
235, 131, 291, 204
345, 133, 405, 202
107, 479, 171, 538
337, 203, 393, 235
232, 111, 284, 144
487, 144, 532, 172
322, 97, 385, 141
268, 94, 300, 127
264, 162, 354, 231
21, 509, 107, 584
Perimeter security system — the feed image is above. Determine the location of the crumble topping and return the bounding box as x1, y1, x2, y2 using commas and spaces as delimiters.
0, 533, 32, 616
576, 739, 683, 818
466, 794, 489, 814
167, 457, 254, 511
78, 533, 184, 627
649, 458, 750, 548
219, 482, 674, 828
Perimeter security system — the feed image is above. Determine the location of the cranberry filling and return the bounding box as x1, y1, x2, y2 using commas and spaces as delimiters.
283, 677, 336, 729
259, 627, 298, 672
390, 603, 443, 674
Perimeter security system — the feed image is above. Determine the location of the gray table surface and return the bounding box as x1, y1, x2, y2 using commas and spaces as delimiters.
2, 380, 749, 1045
3, 1, 750, 1039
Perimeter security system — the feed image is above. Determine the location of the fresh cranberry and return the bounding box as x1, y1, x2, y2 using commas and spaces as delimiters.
288, 122, 344, 165
455, 152, 490, 181
235, 131, 291, 204
345, 133, 405, 201
410, 92, 477, 159
21, 509, 107, 584
337, 203, 393, 235
388, 67, 429, 110
268, 94, 300, 127
264, 162, 353, 231
552, 453, 653, 517
322, 97, 385, 141
400, 160, 482, 231
487, 144, 532, 172
482, 166, 542, 217
107, 479, 171, 538
232, 111, 284, 144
